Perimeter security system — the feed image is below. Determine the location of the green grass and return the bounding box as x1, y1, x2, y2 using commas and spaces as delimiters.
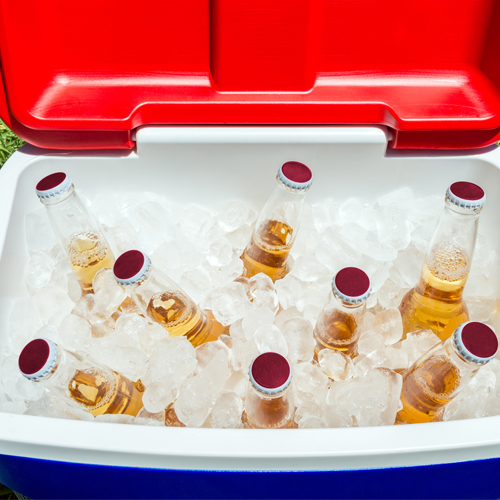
0, 119, 25, 168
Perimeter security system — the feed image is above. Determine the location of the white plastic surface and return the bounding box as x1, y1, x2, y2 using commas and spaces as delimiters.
1, 127, 500, 471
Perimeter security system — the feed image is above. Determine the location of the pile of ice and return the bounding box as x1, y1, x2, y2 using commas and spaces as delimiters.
2, 187, 499, 428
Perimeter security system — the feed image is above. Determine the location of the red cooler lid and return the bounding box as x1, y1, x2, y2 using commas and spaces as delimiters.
0, 0, 500, 150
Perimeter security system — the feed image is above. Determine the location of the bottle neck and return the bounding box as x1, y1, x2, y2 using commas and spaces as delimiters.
254, 179, 308, 248
444, 336, 482, 376
330, 289, 367, 313
39, 185, 76, 206
250, 382, 291, 400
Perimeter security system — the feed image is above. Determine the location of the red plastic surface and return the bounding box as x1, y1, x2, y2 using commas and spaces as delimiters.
1, 0, 500, 150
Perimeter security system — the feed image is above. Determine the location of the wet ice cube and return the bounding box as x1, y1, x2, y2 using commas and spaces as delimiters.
293, 362, 329, 406
378, 187, 414, 210
24, 253, 55, 289
254, 324, 288, 356
376, 205, 411, 251
312, 200, 339, 233
58, 314, 92, 353
294, 401, 324, 425
299, 416, 328, 429
248, 274, 280, 314
291, 256, 329, 283
338, 198, 363, 225
353, 350, 387, 378
393, 247, 423, 287
231, 337, 259, 374
242, 306, 276, 340
327, 367, 402, 426
96, 346, 148, 382
114, 313, 145, 349
211, 392, 244, 429
134, 407, 166, 426
92, 280, 127, 319
179, 266, 212, 305
217, 201, 249, 233
102, 219, 138, 256
226, 224, 253, 250
383, 346, 409, 372
175, 350, 229, 427
8, 298, 43, 354
358, 329, 385, 355
274, 306, 303, 330
206, 238, 233, 267
465, 296, 497, 322
33, 283, 74, 326
377, 279, 407, 310
195, 340, 231, 374
24, 393, 94, 421
373, 308, 403, 345
400, 329, 441, 365
142, 337, 197, 413
25, 209, 57, 254
275, 275, 303, 310
211, 282, 250, 326
315, 229, 361, 273
281, 317, 315, 364
223, 371, 248, 399
139, 321, 167, 355
318, 349, 354, 381
1, 355, 45, 402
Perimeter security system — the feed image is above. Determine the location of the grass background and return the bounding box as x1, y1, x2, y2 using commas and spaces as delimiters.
0, 119, 24, 168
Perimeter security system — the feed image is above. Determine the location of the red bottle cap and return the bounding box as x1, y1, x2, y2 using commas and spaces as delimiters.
19, 338, 58, 381
277, 161, 313, 191
36, 172, 73, 199
332, 267, 372, 304
446, 182, 485, 209
113, 250, 151, 285
249, 352, 292, 395
452, 321, 498, 364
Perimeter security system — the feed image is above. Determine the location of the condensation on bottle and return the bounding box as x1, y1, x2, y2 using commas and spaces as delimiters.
399, 181, 485, 341
313, 267, 372, 359
19, 338, 143, 417
113, 250, 227, 347
243, 352, 295, 429
36, 172, 114, 294
241, 161, 313, 282
396, 321, 498, 424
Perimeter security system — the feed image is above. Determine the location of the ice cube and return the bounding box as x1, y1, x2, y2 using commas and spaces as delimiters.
231, 337, 259, 374
281, 318, 315, 364
377, 279, 407, 309
400, 330, 441, 365
0, 355, 45, 402
383, 346, 409, 372
393, 246, 423, 286
275, 275, 303, 310
376, 205, 411, 251
175, 349, 229, 427
242, 306, 276, 340
178, 266, 213, 306
92, 280, 127, 319
291, 256, 329, 283
378, 187, 414, 210
318, 349, 354, 381
33, 283, 75, 326
226, 224, 253, 250
114, 314, 146, 349
25, 209, 57, 255
211, 282, 250, 326
274, 307, 303, 330
358, 257, 390, 293
338, 198, 364, 225
139, 321, 167, 355
355, 231, 398, 262
95, 414, 135, 425
142, 337, 197, 413
353, 350, 387, 377
211, 392, 244, 428
299, 416, 328, 429
24, 393, 94, 421
195, 340, 231, 374
223, 371, 248, 399
314, 229, 361, 273
94, 346, 148, 382
254, 325, 288, 356
373, 308, 403, 345
217, 201, 249, 233
58, 314, 92, 353
465, 296, 497, 322
294, 401, 324, 425
24, 253, 55, 289
340, 223, 368, 246
248, 273, 279, 313
312, 200, 339, 233
206, 238, 233, 267
326, 367, 402, 426
102, 219, 138, 256
8, 298, 44, 354
293, 362, 329, 406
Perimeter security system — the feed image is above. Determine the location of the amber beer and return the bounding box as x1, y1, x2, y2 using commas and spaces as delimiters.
241, 161, 313, 282
113, 250, 227, 347
19, 339, 143, 417
36, 172, 115, 294
399, 182, 485, 341
396, 321, 498, 424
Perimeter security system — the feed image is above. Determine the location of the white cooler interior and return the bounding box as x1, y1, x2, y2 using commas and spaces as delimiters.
0, 126, 500, 471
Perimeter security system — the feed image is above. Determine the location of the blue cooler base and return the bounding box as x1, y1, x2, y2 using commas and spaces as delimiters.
0, 454, 499, 499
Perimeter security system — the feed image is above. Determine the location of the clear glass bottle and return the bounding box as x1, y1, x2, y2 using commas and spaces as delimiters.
113, 250, 227, 347
19, 338, 143, 417
399, 182, 485, 341
396, 321, 498, 424
313, 267, 371, 359
241, 161, 313, 282
243, 352, 295, 429
36, 172, 114, 294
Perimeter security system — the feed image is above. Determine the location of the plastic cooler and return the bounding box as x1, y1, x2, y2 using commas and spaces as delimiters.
1, 1, 500, 498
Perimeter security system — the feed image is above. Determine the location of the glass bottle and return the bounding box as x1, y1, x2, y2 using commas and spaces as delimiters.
243, 352, 295, 429
36, 172, 114, 294
19, 338, 143, 417
396, 321, 498, 424
399, 182, 485, 341
241, 161, 313, 282
313, 267, 371, 359
113, 250, 227, 347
